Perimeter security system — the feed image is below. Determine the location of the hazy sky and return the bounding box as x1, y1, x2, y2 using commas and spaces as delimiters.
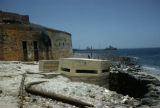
0, 0, 160, 48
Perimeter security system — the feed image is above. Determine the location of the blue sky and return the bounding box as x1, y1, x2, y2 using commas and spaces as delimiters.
0, 0, 160, 48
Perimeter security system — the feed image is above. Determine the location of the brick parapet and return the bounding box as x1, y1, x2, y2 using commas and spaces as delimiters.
0, 10, 29, 24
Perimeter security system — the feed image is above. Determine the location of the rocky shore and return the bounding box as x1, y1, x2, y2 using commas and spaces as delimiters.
0, 53, 160, 108
74, 53, 160, 108
109, 67, 160, 108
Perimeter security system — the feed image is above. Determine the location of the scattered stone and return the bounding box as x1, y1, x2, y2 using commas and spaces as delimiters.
1, 54, 160, 108
137, 105, 150, 108
101, 96, 106, 101
63, 88, 68, 92
96, 103, 104, 108
141, 98, 153, 105
32, 98, 37, 102
89, 93, 96, 98
121, 95, 129, 104
0, 90, 2, 94
25, 96, 31, 102
87, 89, 92, 92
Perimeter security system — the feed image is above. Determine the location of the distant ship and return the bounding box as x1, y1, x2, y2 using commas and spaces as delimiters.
73, 45, 117, 51
104, 45, 117, 50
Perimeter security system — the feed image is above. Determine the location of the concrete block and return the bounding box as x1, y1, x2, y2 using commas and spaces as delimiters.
58, 58, 110, 77
39, 60, 59, 72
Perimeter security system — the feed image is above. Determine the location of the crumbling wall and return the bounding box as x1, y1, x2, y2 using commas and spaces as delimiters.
0, 43, 3, 60
0, 28, 5, 60
2, 28, 42, 61
0, 24, 73, 61
46, 29, 73, 59
0, 10, 29, 24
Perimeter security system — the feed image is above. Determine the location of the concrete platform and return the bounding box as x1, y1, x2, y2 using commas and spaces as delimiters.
39, 60, 59, 72
58, 58, 110, 77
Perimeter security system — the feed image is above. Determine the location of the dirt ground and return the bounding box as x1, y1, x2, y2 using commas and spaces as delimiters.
0, 61, 139, 108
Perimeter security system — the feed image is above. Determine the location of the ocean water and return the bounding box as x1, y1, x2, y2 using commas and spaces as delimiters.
73, 48, 160, 76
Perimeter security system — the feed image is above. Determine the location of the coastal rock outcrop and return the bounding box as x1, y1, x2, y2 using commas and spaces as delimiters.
109, 67, 160, 107
74, 53, 160, 107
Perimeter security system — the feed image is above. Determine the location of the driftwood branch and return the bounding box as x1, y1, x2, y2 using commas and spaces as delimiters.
25, 81, 94, 107
19, 73, 26, 108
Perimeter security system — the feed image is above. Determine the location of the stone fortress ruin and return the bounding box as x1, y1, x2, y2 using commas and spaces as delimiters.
0, 10, 73, 61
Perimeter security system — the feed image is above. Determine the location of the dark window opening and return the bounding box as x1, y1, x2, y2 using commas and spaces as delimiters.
34, 41, 38, 49
102, 69, 109, 73
61, 68, 70, 72
59, 42, 60, 46
33, 41, 39, 61
63, 42, 64, 46
76, 70, 97, 74
22, 41, 28, 61
22, 41, 27, 49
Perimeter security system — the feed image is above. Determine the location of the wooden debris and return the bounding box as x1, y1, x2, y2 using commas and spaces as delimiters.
18, 73, 26, 108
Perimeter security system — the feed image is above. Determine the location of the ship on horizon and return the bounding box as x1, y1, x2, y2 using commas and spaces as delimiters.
73, 45, 117, 51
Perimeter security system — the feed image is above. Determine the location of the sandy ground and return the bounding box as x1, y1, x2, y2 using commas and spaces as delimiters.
0, 61, 138, 108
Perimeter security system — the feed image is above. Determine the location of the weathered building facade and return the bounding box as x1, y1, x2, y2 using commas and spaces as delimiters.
0, 10, 72, 61
0, 10, 29, 24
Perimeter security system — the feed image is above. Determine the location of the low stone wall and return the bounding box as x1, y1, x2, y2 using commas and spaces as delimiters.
39, 60, 59, 72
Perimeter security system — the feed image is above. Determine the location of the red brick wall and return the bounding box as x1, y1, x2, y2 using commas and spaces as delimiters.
0, 24, 73, 61
0, 10, 29, 24
0, 44, 3, 60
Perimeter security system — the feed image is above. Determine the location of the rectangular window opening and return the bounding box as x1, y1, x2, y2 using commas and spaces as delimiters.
33, 41, 39, 61
22, 41, 27, 49
34, 41, 38, 49
76, 70, 97, 74
102, 69, 109, 73
61, 68, 70, 72
22, 41, 28, 61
